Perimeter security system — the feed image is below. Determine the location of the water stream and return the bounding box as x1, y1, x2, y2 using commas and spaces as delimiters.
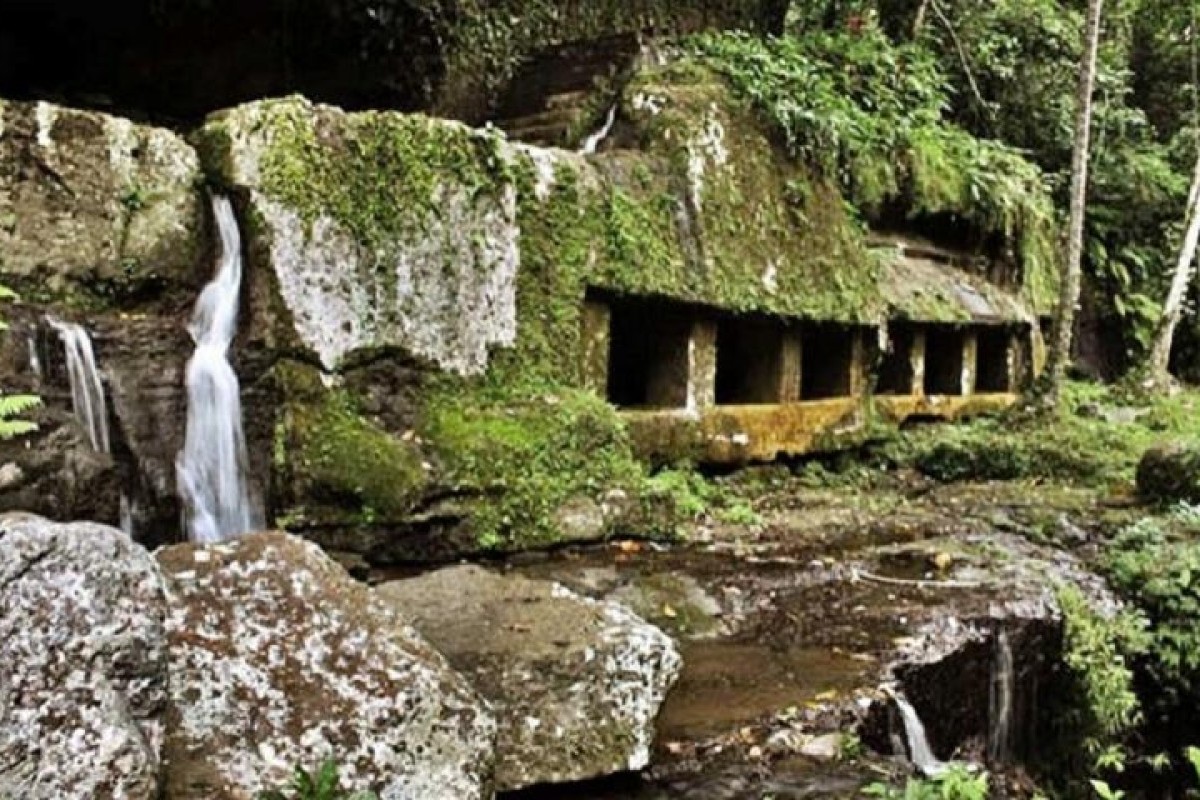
176, 194, 261, 544
988, 630, 1015, 764
580, 105, 617, 155
891, 690, 948, 778
46, 318, 110, 453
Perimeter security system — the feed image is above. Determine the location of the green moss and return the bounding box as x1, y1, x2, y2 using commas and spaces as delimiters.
422, 381, 648, 549
599, 63, 885, 322
880, 381, 1200, 488
273, 362, 427, 526
237, 98, 511, 251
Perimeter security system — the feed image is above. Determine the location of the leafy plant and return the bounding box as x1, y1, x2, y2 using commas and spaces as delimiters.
0, 285, 38, 440
256, 760, 377, 800
691, 25, 1060, 307
1057, 585, 1146, 770
1090, 779, 1126, 800
863, 765, 989, 799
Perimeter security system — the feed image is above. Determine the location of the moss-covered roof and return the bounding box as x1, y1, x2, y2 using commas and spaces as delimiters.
882, 250, 1033, 325
584, 62, 886, 325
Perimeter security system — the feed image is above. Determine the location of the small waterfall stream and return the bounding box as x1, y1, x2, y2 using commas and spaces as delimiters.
890, 690, 948, 777
46, 319, 111, 453
176, 194, 261, 544
580, 105, 617, 155
988, 630, 1015, 764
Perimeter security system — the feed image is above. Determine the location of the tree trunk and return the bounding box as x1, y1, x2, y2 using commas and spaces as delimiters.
1146, 151, 1200, 387
1044, 0, 1105, 407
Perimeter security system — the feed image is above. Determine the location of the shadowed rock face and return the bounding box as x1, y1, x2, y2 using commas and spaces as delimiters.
378, 565, 683, 791
0, 513, 170, 800
157, 531, 497, 800
0, 1, 785, 124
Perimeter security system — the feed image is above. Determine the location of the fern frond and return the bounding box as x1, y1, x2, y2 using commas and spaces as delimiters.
0, 394, 41, 418
0, 419, 37, 440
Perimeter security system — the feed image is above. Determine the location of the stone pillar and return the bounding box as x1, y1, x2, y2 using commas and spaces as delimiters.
688, 320, 718, 412
849, 329, 866, 398
962, 330, 979, 396
911, 330, 928, 398
780, 329, 803, 403
580, 300, 611, 395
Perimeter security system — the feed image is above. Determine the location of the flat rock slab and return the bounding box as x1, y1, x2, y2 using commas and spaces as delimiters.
0, 513, 170, 800
158, 532, 496, 800
378, 565, 683, 791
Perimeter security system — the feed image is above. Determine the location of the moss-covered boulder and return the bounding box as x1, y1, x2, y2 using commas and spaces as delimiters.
0, 99, 206, 309
1137, 441, 1200, 504
197, 96, 527, 375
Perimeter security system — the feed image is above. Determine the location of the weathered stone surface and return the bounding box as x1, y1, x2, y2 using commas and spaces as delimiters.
199, 97, 525, 376
0, 99, 206, 308
158, 532, 496, 800
1137, 441, 1200, 504
0, 513, 170, 800
377, 565, 683, 791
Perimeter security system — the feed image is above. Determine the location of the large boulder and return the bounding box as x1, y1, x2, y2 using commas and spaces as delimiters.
0, 513, 170, 800
1137, 441, 1200, 504
0, 98, 206, 309
157, 532, 496, 800
377, 565, 683, 791
197, 96, 526, 377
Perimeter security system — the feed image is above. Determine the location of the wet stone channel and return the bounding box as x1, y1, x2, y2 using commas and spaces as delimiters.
407, 479, 1122, 800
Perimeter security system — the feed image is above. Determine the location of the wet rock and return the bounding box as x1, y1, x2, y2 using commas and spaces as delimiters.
1137, 441, 1200, 504
0, 410, 120, 525
377, 565, 683, 791
158, 532, 496, 800
799, 733, 843, 760
0, 513, 170, 800
0, 98, 206, 309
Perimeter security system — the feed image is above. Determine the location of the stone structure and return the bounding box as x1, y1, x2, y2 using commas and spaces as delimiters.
0, 49, 1054, 558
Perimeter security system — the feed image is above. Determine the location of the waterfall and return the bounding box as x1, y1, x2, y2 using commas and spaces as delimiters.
579, 105, 617, 155
28, 336, 41, 380
176, 194, 261, 544
890, 689, 948, 777
988, 630, 1015, 764
46, 318, 110, 453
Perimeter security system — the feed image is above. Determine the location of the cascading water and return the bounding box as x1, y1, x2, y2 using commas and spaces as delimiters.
889, 689, 948, 777
46, 318, 111, 453
579, 105, 617, 155
988, 630, 1015, 764
28, 336, 41, 380
176, 194, 261, 544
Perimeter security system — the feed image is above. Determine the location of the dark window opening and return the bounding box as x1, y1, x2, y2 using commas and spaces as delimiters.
878, 326, 915, 395
925, 328, 965, 396
803, 325, 855, 399
606, 299, 692, 409
976, 328, 1013, 393
716, 317, 785, 405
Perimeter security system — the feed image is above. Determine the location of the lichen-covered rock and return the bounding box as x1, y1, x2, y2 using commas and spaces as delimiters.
0, 513, 170, 800
0, 99, 206, 309
1137, 441, 1200, 504
377, 565, 682, 791
157, 532, 496, 800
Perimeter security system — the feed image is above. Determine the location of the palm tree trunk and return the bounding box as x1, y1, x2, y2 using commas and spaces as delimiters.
1044, 0, 1105, 407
